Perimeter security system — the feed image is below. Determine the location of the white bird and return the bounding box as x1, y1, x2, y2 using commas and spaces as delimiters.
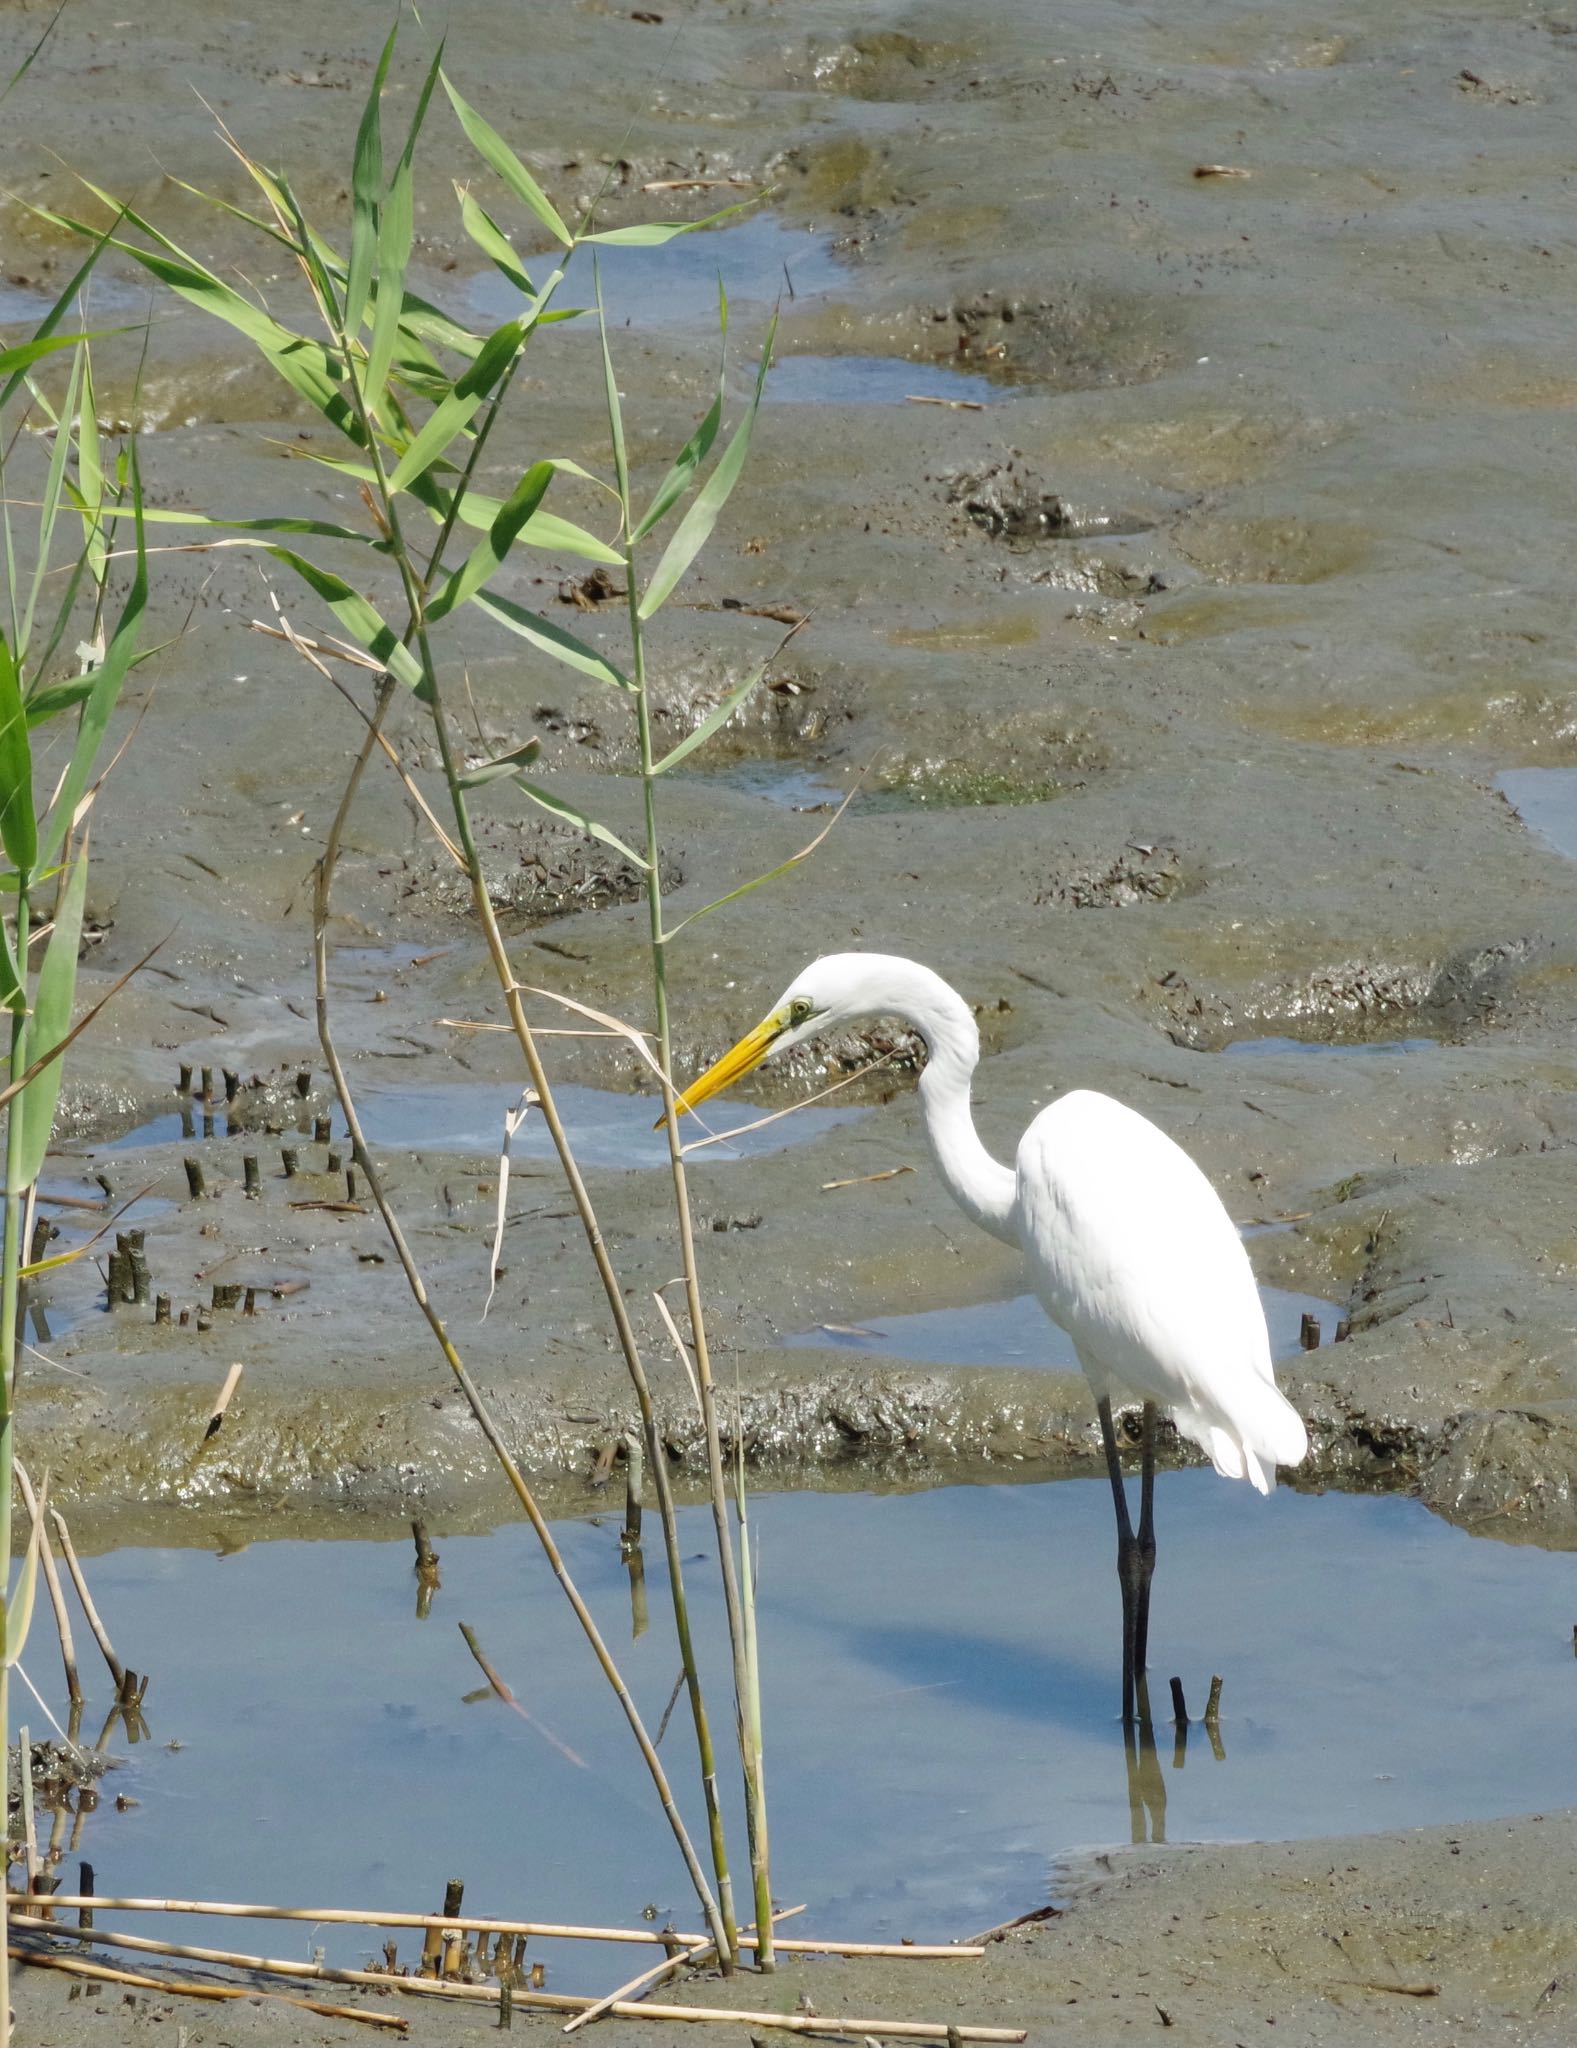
676, 952, 1309, 1719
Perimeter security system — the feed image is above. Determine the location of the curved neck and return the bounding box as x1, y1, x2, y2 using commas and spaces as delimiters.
895, 966, 1017, 1247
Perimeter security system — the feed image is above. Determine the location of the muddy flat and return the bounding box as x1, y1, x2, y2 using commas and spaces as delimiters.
4, 0, 1577, 2038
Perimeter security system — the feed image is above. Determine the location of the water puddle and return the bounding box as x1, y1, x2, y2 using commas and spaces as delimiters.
785, 1281, 1340, 1368
1223, 1035, 1434, 1058
53, 1477, 1576, 1988
691, 759, 844, 809
1497, 767, 1577, 861
97, 1082, 864, 1169
469, 214, 844, 331
767, 354, 1000, 405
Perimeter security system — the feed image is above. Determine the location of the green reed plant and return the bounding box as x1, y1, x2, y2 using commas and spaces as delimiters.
45, 22, 821, 1973
0, 282, 150, 2035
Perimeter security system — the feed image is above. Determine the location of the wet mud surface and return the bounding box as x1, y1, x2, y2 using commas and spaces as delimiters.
3, 0, 1575, 1554
6, 0, 1577, 2030
17, 1810, 1577, 2045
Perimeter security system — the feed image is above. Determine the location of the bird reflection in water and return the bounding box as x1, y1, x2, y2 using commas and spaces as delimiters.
1123, 1674, 1227, 1845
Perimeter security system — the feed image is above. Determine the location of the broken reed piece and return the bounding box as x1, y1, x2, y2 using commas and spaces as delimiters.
1204, 1674, 1223, 1725
49, 1508, 126, 1689
327, 1149, 342, 1174
177, 1063, 192, 1095
243, 1286, 257, 1316
211, 1283, 243, 1311
105, 1248, 128, 1307
12, 1896, 983, 1961
183, 1158, 206, 1200
1334, 1316, 1352, 1342
295, 1068, 312, 1099
314, 1115, 332, 1144
1168, 1677, 1188, 1727
621, 1430, 644, 1550
564, 1906, 805, 2036
204, 1363, 245, 1442
78, 1861, 94, 1934
345, 1166, 357, 1201
223, 1069, 240, 1103
200, 1067, 213, 1103
1299, 1312, 1320, 1351
154, 1294, 171, 1324
411, 1521, 440, 1575
243, 1155, 261, 1198
17, 1727, 39, 1891
10, 1948, 409, 2032
280, 1147, 299, 1179
422, 1878, 465, 1978
7, 1921, 1019, 2037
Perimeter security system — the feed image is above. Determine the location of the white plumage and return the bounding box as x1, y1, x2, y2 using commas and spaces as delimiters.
1014, 1088, 1307, 1494
677, 950, 1310, 1713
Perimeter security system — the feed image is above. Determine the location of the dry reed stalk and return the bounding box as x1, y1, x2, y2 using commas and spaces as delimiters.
202, 1362, 244, 1441
11, 1895, 980, 1958
10, 1945, 408, 2029
46, 1509, 123, 1688
14, 1463, 78, 1706
564, 1905, 805, 2035
308, 681, 727, 1960
456, 1623, 587, 1769
16, 1730, 37, 1893
9, 1920, 1022, 2039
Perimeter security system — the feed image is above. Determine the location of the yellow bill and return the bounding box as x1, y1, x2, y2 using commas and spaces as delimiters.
663, 1008, 787, 1124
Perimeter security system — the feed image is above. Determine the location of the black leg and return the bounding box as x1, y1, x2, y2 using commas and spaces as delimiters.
1133, 1401, 1159, 1679
1097, 1395, 1141, 1722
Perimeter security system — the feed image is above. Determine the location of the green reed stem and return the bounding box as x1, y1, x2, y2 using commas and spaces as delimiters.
622, 521, 775, 1968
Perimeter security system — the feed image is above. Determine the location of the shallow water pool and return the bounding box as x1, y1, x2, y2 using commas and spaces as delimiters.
469, 214, 844, 331
784, 1281, 1341, 1367
49, 1476, 1573, 1994
1498, 767, 1577, 862
99, 1081, 865, 1170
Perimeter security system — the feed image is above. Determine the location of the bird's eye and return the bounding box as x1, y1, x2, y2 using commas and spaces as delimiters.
788, 998, 814, 1026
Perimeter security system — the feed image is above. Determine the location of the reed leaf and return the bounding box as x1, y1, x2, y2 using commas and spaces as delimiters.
510, 776, 648, 868
39, 445, 147, 864
0, 633, 36, 875
632, 285, 726, 543
16, 849, 87, 1188
469, 589, 629, 691
441, 72, 572, 248
650, 620, 802, 775
457, 186, 534, 297
456, 737, 540, 790
387, 317, 525, 493
34, 189, 359, 438
579, 199, 755, 247
345, 20, 398, 337
638, 311, 777, 619
264, 550, 427, 696
428, 460, 554, 621
2, 1484, 43, 1668
0, 218, 115, 411
594, 263, 628, 510
365, 46, 442, 415
77, 341, 106, 585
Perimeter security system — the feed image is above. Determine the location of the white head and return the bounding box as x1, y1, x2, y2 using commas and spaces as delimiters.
675, 952, 977, 1115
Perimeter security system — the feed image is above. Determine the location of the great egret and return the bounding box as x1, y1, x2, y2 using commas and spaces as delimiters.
676, 952, 1309, 1719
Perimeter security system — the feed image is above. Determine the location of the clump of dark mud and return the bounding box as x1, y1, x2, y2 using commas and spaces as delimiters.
940, 460, 1153, 542
1160, 937, 1541, 1047
1037, 841, 1187, 908
801, 30, 977, 101
409, 813, 677, 926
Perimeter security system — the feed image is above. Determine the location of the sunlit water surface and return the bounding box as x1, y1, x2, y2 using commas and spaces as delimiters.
63, 1478, 1576, 1993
